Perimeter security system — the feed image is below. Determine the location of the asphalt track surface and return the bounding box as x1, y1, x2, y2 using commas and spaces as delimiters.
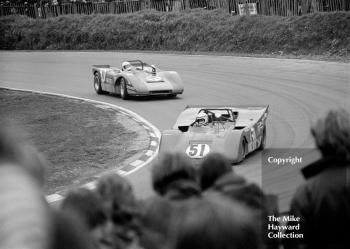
0, 51, 349, 211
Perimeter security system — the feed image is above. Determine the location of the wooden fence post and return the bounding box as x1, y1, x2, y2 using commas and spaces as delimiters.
0, 5, 4, 17
33, 3, 38, 18
73, 2, 77, 14
185, 0, 190, 9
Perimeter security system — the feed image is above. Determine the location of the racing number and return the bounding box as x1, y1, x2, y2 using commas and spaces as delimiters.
188, 144, 205, 157
188, 144, 200, 157
186, 144, 210, 158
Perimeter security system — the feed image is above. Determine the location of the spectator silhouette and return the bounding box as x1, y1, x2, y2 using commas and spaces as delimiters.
61, 187, 114, 249
96, 173, 141, 249
139, 195, 182, 249
51, 209, 96, 249
169, 192, 261, 249
152, 153, 201, 200
199, 153, 232, 191
0, 123, 96, 249
201, 152, 268, 210
285, 109, 350, 249
201, 153, 279, 249
0, 124, 51, 249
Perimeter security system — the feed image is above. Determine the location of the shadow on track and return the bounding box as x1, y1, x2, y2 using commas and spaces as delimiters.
108, 93, 183, 102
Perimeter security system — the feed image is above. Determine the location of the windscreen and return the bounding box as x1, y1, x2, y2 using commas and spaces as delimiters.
198, 109, 236, 122
128, 61, 152, 71
199, 109, 230, 117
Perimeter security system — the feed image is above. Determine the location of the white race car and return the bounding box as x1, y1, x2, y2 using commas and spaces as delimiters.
159, 105, 269, 164
92, 60, 184, 99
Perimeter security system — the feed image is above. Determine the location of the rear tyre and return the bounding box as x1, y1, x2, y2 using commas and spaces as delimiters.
120, 78, 129, 100
94, 73, 104, 94
258, 128, 266, 150
239, 139, 247, 162
168, 94, 177, 98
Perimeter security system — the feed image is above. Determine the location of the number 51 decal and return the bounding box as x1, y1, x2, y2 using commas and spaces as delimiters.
186, 144, 210, 158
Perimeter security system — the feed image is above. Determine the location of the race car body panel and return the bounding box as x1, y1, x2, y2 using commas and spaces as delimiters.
159, 105, 269, 164
92, 60, 184, 97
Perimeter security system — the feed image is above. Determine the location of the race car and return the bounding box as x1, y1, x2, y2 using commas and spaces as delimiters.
92, 60, 184, 99
159, 105, 269, 164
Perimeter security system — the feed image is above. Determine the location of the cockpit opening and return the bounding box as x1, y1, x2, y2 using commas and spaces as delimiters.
191, 109, 238, 127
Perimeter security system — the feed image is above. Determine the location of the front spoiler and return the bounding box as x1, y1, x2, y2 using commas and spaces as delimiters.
128, 90, 183, 96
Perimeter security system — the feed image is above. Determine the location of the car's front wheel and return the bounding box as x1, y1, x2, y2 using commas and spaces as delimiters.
120, 78, 129, 100
94, 73, 104, 94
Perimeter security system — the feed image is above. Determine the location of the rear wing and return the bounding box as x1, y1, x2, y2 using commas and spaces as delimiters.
185, 105, 269, 110
173, 105, 269, 129
92, 65, 110, 74
92, 65, 110, 68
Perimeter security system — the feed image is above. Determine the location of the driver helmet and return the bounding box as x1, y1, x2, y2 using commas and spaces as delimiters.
122, 61, 132, 71
195, 112, 209, 126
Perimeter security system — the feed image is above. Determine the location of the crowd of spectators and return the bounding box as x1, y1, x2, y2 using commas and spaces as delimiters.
0, 108, 349, 249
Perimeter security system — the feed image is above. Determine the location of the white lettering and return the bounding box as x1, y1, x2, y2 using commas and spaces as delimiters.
266, 156, 303, 165
268, 232, 304, 239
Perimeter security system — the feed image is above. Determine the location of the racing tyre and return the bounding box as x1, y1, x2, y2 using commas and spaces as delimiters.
258, 128, 266, 150
120, 78, 129, 100
94, 73, 104, 95
239, 140, 247, 162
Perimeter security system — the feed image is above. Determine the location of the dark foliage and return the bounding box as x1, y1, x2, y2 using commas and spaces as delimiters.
0, 9, 349, 57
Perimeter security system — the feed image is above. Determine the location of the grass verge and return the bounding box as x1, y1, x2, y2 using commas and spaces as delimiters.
0, 88, 147, 194
0, 9, 349, 60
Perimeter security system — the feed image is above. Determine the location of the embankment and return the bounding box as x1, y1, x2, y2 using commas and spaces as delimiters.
0, 9, 349, 58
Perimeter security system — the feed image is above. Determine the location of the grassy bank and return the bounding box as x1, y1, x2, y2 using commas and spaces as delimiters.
0, 9, 349, 58
0, 89, 144, 194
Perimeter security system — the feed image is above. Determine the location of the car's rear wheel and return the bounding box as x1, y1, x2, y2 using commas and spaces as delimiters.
239, 139, 247, 163
94, 73, 104, 94
258, 128, 266, 150
168, 94, 177, 98
120, 78, 129, 100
